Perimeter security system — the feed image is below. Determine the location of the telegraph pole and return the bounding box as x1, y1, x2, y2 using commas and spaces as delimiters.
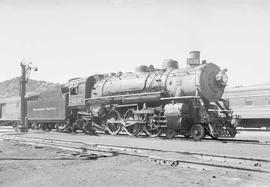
18, 61, 38, 132
19, 63, 26, 132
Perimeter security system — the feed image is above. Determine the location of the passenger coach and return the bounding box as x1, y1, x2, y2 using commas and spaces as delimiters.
224, 84, 270, 129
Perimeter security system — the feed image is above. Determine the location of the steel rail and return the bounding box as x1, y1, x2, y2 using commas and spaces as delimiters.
25, 128, 267, 146
1, 127, 269, 146
95, 131, 270, 145
1, 135, 269, 173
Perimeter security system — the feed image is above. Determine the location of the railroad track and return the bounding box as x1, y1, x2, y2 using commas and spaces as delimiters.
1, 134, 270, 173
1, 127, 269, 146
59, 130, 270, 146
164, 134, 270, 145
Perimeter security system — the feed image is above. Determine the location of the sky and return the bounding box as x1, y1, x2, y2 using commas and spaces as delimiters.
0, 0, 270, 86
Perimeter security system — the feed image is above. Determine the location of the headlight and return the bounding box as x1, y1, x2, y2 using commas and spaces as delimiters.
216, 70, 228, 86
222, 74, 228, 84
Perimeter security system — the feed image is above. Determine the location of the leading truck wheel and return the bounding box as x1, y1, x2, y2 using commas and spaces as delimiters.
106, 109, 123, 135
191, 124, 205, 141
165, 129, 176, 139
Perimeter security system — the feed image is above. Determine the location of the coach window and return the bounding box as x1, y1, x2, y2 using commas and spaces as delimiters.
230, 98, 242, 106
245, 97, 253, 105
254, 96, 264, 105
70, 86, 78, 95
265, 97, 270, 105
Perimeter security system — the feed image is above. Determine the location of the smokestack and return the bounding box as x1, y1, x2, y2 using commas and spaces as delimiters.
186, 51, 201, 68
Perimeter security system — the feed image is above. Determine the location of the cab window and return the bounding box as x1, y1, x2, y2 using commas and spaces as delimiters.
70, 86, 78, 95
78, 84, 85, 95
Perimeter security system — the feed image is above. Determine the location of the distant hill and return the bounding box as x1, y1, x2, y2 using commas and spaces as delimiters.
0, 77, 61, 97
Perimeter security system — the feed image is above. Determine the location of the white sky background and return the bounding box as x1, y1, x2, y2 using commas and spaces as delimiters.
0, 0, 269, 86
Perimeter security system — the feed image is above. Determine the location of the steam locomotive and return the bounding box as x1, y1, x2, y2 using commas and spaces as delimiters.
0, 51, 239, 140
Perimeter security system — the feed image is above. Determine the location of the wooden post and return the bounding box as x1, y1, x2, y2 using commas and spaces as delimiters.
19, 63, 27, 132
18, 61, 37, 132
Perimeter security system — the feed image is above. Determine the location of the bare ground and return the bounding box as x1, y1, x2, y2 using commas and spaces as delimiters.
0, 140, 269, 187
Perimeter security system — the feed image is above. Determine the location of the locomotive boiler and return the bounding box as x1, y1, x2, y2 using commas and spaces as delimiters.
84, 51, 238, 140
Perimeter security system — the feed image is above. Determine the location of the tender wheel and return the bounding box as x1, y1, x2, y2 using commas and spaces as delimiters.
55, 124, 59, 131
165, 129, 176, 139
143, 118, 162, 138
106, 109, 123, 135
123, 109, 142, 136
39, 123, 46, 130
191, 124, 205, 141
13, 122, 19, 132
32, 122, 38, 130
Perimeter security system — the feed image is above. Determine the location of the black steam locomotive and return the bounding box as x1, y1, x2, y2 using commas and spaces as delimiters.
1, 51, 239, 140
